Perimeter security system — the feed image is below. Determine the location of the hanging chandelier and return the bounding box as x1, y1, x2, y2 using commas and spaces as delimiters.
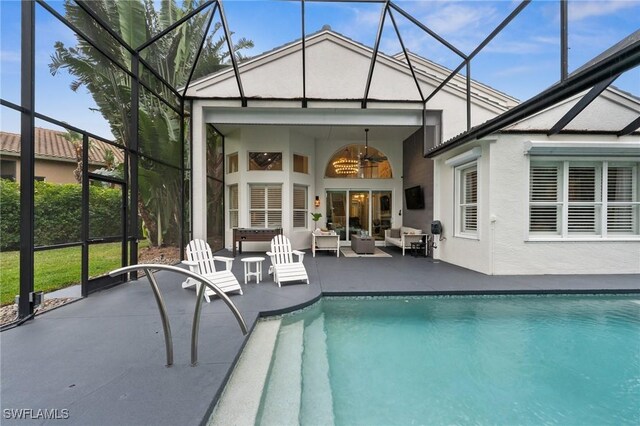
332, 148, 359, 175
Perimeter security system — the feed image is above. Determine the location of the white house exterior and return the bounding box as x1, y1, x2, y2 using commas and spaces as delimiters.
187, 29, 514, 253
431, 88, 640, 275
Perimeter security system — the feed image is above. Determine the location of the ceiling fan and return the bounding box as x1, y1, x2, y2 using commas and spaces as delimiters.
360, 128, 387, 165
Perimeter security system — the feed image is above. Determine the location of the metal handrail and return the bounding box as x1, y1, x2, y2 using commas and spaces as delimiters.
109, 264, 248, 367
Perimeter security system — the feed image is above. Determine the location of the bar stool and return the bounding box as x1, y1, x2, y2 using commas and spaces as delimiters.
241, 257, 265, 284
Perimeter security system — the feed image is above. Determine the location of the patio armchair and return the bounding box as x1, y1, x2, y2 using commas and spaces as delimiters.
182, 239, 243, 302
266, 234, 309, 286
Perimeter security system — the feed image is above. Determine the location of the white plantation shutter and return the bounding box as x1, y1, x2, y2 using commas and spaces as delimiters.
229, 185, 238, 228
529, 165, 560, 233
250, 185, 266, 227
249, 184, 282, 228
529, 160, 639, 238
607, 166, 636, 233
267, 186, 282, 227
567, 166, 599, 234
293, 185, 307, 228
459, 165, 478, 234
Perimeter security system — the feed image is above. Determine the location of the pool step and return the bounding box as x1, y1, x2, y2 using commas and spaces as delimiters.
259, 321, 305, 426
301, 313, 335, 426
208, 319, 281, 426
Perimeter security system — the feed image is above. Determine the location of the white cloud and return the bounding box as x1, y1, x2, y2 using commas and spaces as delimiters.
0, 50, 20, 63
493, 64, 536, 77
568, 0, 639, 21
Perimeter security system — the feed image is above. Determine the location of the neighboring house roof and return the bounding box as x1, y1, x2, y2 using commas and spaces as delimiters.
0, 128, 124, 166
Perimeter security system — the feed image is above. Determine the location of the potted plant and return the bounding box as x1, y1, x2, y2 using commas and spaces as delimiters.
310, 212, 322, 229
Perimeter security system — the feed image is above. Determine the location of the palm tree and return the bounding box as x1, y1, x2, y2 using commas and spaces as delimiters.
62, 129, 85, 183
49, 0, 253, 246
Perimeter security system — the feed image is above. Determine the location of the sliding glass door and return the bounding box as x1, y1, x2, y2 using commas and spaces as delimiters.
325, 190, 392, 242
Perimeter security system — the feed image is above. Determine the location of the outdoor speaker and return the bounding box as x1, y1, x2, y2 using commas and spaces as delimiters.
431, 220, 442, 235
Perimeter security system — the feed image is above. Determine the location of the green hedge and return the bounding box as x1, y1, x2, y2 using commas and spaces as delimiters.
0, 180, 122, 250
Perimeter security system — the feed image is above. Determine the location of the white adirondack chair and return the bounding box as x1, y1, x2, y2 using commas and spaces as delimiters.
182, 239, 243, 302
266, 235, 309, 287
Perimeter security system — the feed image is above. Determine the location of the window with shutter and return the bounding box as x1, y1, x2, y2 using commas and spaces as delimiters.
228, 185, 238, 228
293, 185, 308, 228
528, 160, 639, 238
567, 165, 600, 235
607, 165, 637, 234
456, 163, 478, 236
227, 153, 238, 174
249, 184, 282, 228
529, 165, 560, 233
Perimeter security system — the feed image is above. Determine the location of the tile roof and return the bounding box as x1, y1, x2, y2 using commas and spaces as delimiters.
0, 128, 124, 166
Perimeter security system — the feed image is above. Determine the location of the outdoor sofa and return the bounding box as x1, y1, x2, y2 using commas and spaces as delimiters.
384, 226, 426, 256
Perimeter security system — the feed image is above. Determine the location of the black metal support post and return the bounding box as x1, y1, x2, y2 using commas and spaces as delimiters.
301, 0, 307, 108
427, 38, 640, 156
130, 55, 140, 274
362, 1, 389, 108
548, 74, 619, 135
466, 61, 471, 131
617, 116, 640, 136
389, 1, 466, 60
182, 3, 218, 97
18, 0, 35, 319
561, 0, 568, 81
136, 1, 216, 51
81, 134, 89, 297
425, 0, 530, 104
388, 8, 423, 101
217, 0, 246, 106
180, 97, 185, 260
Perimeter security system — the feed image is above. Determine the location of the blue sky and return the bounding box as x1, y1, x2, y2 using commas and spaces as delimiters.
1, 0, 639, 139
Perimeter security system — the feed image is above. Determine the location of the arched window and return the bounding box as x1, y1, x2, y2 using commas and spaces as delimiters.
324, 144, 392, 178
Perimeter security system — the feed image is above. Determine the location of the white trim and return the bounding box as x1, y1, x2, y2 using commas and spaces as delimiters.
454, 162, 479, 238
524, 141, 640, 157
445, 147, 482, 167
527, 237, 640, 242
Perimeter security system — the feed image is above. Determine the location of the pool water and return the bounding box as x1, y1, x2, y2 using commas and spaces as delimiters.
257, 295, 640, 425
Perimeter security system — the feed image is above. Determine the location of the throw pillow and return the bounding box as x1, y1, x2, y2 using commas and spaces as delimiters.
390, 228, 400, 238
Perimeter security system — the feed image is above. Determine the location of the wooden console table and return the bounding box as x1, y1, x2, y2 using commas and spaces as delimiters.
232, 228, 282, 257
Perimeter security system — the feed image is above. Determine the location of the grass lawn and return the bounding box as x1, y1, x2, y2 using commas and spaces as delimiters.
0, 241, 148, 306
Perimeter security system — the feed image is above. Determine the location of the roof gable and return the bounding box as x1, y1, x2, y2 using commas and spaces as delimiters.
186, 29, 517, 112
504, 87, 640, 132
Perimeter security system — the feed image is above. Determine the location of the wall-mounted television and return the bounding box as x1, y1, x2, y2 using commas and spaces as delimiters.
404, 185, 424, 210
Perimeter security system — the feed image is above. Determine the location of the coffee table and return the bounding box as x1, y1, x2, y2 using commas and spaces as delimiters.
351, 235, 375, 254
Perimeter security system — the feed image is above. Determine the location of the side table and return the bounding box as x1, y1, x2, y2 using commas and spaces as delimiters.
410, 241, 426, 257
241, 257, 265, 284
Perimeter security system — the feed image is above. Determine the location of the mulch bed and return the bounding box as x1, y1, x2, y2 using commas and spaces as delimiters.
1, 297, 76, 327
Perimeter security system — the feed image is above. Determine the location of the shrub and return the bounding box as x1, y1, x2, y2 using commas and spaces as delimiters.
0, 180, 20, 250
0, 180, 122, 250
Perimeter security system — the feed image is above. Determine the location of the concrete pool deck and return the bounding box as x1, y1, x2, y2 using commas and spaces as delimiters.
1, 248, 639, 425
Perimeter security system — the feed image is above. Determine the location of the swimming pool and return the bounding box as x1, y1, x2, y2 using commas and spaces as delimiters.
218, 295, 640, 425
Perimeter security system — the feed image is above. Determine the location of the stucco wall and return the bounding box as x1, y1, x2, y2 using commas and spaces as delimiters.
433, 142, 493, 274
223, 126, 316, 252
434, 133, 640, 275
3, 156, 97, 184
490, 133, 640, 275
